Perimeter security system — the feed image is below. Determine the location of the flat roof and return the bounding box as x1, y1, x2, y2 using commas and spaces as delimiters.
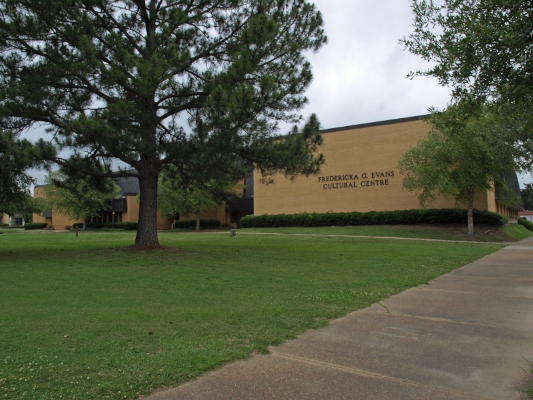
320, 115, 430, 134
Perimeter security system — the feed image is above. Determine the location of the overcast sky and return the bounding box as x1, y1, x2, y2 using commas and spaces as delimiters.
27, 0, 532, 187
302, 0, 450, 128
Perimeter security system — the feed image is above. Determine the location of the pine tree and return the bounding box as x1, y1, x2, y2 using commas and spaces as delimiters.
0, 0, 327, 246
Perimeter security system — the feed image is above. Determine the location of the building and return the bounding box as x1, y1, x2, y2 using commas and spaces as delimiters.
178, 174, 254, 228
0, 213, 24, 227
32, 176, 173, 230
32, 175, 254, 230
519, 211, 533, 222
253, 115, 521, 220
32, 115, 522, 228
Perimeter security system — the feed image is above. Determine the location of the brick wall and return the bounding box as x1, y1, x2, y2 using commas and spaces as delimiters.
254, 118, 495, 216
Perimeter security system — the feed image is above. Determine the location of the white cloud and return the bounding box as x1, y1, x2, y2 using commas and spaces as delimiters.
301, 0, 451, 129
24, 0, 532, 187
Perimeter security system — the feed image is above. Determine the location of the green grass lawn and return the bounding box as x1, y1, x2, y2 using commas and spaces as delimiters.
241, 223, 533, 242
0, 229, 510, 399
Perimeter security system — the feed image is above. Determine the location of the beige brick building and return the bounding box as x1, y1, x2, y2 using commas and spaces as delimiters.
32, 177, 173, 230
0, 213, 24, 226
31, 115, 521, 229
253, 115, 520, 220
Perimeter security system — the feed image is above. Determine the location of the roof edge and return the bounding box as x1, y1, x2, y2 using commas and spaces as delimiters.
319, 114, 430, 134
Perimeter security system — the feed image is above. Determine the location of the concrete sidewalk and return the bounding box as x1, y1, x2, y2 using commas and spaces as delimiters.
145, 238, 533, 400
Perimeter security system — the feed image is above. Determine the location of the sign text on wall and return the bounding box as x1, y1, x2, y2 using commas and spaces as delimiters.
318, 171, 395, 190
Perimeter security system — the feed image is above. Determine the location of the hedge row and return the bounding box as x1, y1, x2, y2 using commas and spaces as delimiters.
173, 219, 221, 229
24, 223, 48, 230
240, 209, 508, 228
72, 222, 138, 230
518, 217, 533, 232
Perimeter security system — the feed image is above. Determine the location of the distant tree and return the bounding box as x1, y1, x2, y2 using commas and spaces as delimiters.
1, 190, 44, 224
522, 183, 533, 211
43, 169, 120, 230
19, 196, 46, 224
160, 185, 220, 231
158, 168, 237, 230
0, 131, 52, 215
0, 0, 327, 246
401, 0, 533, 112
399, 99, 523, 236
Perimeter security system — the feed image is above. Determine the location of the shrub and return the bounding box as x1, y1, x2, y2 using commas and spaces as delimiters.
0, 224, 8, 227
72, 222, 138, 230
173, 219, 221, 229
24, 223, 48, 230
518, 217, 533, 232
119, 222, 138, 230
240, 209, 507, 228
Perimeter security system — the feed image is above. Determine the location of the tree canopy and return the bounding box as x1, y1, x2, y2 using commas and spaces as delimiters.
398, 99, 524, 236
157, 164, 238, 228
158, 177, 230, 230
0, 131, 51, 215
43, 169, 120, 230
522, 183, 533, 211
0, 0, 327, 246
401, 0, 533, 108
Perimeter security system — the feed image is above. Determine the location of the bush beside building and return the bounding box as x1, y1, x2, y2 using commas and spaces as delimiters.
241, 209, 507, 228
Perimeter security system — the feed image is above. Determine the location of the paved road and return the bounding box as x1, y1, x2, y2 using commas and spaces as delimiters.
144, 238, 533, 400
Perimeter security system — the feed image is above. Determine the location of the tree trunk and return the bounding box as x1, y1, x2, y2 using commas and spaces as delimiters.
83, 220, 86, 231
195, 212, 200, 231
467, 185, 475, 237
135, 169, 160, 246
